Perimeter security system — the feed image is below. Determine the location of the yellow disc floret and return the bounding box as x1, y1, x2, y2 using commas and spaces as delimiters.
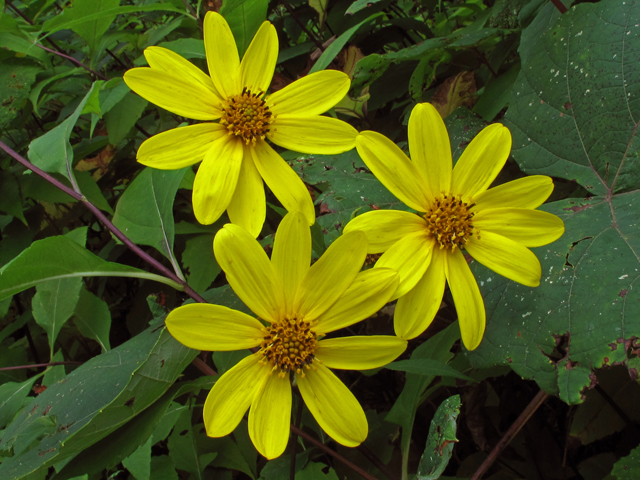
259, 316, 317, 377
220, 87, 273, 145
424, 193, 476, 251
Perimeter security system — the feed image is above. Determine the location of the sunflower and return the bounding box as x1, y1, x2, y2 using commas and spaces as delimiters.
344, 102, 565, 350
166, 212, 407, 458
124, 12, 357, 236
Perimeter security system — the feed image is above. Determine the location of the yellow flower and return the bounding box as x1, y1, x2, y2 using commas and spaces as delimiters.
344, 103, 565, 350
165, 212, 406, 459
123, 12, 358, 236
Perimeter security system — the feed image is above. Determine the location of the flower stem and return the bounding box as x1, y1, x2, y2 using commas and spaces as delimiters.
0, 141, 206, 304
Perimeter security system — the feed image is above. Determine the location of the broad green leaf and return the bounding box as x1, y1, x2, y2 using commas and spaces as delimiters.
504, 0, 640, 195
0, 171, 26, 225
310, 13, 382, 74
150, 456, 178, 480
309, 0, 328, 27
29, 67, 83, 116
220, 0, 269, 58
28, 81, 102, 180
112, 167, 188, 265
73, 288, 112, 352
610, 443, 640, 479
386, 359, 475, 382
158, 38, 205, 60
0, 33, 49, 63
104, 91, 148, 145
168, 407, 215, 479
467, 0, 640, 404
32, 277, 83, 357
0, 326, 196, 479
386, 322, 460, 475
0, 235, 183, 301
0, 376, 41, 429
0, 59, 39, 126
40, 4, 187, 38
473, 62, 521, 121
297, 462, 338, 479
75, 171, 114, 214
345, 0, 385, 15
416, 395, 461, 480
122, 437, 153, 480
66, 0, 120, 53
291, 150, 406, 245
54, 377, 214, 479
182, 233, 220, 294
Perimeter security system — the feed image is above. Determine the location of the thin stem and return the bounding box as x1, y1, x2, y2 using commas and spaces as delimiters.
36, 44, 104, 79
289, 397, 304, 480
357, 444, 400, 480
291, 425, 379, 480
0, 140, 206, 303
105, 48, 131, 70
191, 357, 217, 376
470, 389, 548, 480
280, 1, 325, 51
0, 361, 82, 372
181, 0, 202, 29
549, 0, 568, 14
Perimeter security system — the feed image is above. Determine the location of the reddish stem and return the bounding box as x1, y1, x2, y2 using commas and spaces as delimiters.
549, 0, 568, 14
0, 361, 82, 372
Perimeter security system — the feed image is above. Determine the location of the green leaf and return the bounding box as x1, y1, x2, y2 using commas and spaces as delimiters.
0, 33, 49, 63
150, 456, 178, 480
66, 0, 120, 53
28, 81, 102, 180
220, 0, 269, 58
416, 395, 461, 480
40, 4, 188, 39
473, 62, 520, 121
168, 407, 214, 479
0, 171, 26, 225
157, 38, 205, 59
0, 59, 40, 126
345, 0, 385, 15
0, 235, 183, 301
122, 437, 153, 480
0, 376, 41, 429
0, 326, 196, 479
182, 233, 220, 293
29, 67, 83, 116
112, 167, 188, 266
386, 322, 460, 474
310, 13, 382, 74
291, 150, 406, 245
73, 288, 112, 352
386, 359, 475, 382
610, 443, 640, 479
104, 91, 148, 145
504, 0, 640, 194
467, 0, 640, 404
32, 277, 83, 357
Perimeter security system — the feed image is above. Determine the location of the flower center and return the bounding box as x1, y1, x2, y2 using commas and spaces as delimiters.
424, 193, 475, 251
220, 87, 273, 145
259, 316, 317, 377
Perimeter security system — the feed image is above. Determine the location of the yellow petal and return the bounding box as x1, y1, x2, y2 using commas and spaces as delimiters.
465, 231, 541, 287
248, 373, 291, 460
137, 123, 226, 169
214, 223, 285, 322
297, 364, 367, 446
313, 268, 398, 334
343, 209, 428, 254
375, 231, 434, 299
227, 150, 265, 238
272, 212, 311, 315
124, 68, 220, 120
250, 140, 315, 225
204, 354, 264, 437
203, 11, 240, 98
294, 231, 367, 321
267, 70, 350, 116
394, 246, 446, 339
355, 132, 430, 212
452, 123, 512, 199
166, 303, 263, 351
240, 21, 278, 94
445, 249, 485, 351
315, 336, 407, 370
143, 46, 223, 103
269, 115, 357, 154
408, 103, 452, 199
474, 175, 554, 210
192, 136, 243, 225
473, 208, 565, 247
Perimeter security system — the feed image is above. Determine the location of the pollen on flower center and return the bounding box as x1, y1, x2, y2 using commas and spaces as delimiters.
259, 316, 317, 377
424, 193, 476, 251
220, 87, 273, 145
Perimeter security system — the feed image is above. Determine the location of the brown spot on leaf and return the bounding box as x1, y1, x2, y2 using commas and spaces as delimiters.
563, 203, 592, 213
564, 102, 572, 110
619, 289, 628, 298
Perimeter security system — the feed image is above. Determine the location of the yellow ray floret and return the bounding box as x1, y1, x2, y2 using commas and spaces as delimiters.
166, 212, 407, 459
124, 12, 358, 236
344, 102, 565, 350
